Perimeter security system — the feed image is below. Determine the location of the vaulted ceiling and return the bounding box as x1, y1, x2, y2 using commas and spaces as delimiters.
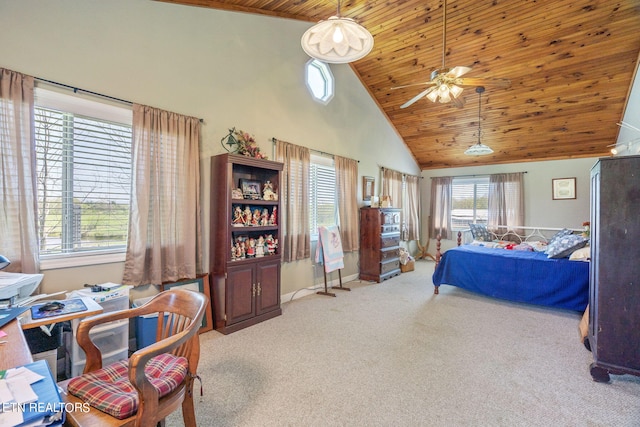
156, 0, 640, 170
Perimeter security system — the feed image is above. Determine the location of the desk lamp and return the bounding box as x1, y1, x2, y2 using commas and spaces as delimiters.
0, 255, 10, 270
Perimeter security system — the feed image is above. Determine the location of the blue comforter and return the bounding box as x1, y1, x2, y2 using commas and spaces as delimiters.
432, 245, 589, 311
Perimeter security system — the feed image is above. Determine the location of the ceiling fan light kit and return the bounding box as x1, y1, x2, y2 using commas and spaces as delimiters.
465, 86, 494, 156
394, 0, 510, 109
301, 1, 373, 64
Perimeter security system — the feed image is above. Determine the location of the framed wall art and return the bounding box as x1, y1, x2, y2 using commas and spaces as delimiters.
160, 274, 213, 334
363, 176, 375, 201
552, 177, 576, 200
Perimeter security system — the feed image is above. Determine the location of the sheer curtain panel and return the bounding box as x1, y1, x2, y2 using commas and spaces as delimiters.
334, 155, 359, 252
123, 104, 202, 286
274, 139, 310, 262
0, 68, 39, 273
488, 172, 525, 230
429, 176, 452, 240
381, 167, 403, 208
405, 174, 421, 241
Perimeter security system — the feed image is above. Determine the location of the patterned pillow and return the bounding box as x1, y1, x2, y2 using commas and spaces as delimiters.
547, 234, 588, 259
469, 223, 492, 242
547, 228, 574, 247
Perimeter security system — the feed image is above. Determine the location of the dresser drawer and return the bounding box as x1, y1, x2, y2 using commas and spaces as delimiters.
380, 260, 400, 274
381, 224, 400, 233
382, 211, 401, 225
380, 248, 399, 261
380, 233, 400, 248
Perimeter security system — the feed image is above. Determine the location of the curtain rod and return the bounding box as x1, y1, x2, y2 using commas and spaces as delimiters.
380, 166, 422, 178
35, 77, 204, 123
271, 137, 359, 162
429, 171, 528, 179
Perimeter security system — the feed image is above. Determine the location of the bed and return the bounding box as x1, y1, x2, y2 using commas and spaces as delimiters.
431, 226, 589, 312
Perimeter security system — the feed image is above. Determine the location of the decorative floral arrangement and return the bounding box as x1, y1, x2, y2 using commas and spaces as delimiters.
234, 129, 267, 159
582, 221, 590, 238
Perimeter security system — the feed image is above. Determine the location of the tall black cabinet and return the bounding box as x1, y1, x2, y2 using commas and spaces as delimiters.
589, 155, 640, 382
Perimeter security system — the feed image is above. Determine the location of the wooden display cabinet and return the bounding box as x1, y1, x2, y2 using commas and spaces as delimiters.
209, 153, 283, 334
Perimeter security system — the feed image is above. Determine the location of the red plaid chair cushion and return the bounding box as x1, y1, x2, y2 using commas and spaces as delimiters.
68, 353, 188, 419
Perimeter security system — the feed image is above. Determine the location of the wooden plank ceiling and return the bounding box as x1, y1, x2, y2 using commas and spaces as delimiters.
156, 0, 640, 170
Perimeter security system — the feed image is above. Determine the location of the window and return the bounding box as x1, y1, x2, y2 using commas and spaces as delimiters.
34, 88, 132, 259
309, 154, 337, 240
451, 177, 489, 230
305, 59, 334, 104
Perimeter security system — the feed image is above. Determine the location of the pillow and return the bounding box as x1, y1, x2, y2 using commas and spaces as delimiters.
547, 234, 588, 259
469, 223, 492, 242
569, 246, 591, 261
528, 241, 548, 252
513, 243, 534, 252
547, 228, 574, 247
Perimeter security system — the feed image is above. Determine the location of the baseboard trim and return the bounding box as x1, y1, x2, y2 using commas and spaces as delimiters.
281, 273, 359, 303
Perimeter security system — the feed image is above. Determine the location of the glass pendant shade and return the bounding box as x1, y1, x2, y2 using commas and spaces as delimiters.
464, 143, 494, 155
301, 16, 374, 64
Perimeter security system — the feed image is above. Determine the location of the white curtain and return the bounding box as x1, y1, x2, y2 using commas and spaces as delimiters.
274, 139, 310, 262
0, 68, 39, 273
488, 172, 525, 230
123, 104, 202, 286
429, 176, 452, 240
334, 155, 359, 252
381, 167, 403, 208
404, 174, 420, 241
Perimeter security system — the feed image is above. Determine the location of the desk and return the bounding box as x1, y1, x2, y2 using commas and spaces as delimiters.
20, 297, 103, 330
0, 318, 33, 370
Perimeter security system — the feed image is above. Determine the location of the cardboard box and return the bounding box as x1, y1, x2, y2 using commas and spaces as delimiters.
400, 260, 414, 272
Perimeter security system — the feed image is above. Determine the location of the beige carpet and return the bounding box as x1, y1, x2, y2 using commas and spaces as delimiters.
169, 260, 640, 426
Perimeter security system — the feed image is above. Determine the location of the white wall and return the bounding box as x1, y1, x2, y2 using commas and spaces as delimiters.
0, 0, 419, 299
421, 157, 600, 252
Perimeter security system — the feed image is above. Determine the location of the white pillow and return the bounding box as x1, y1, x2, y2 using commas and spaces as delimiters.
569, 246, 591, 261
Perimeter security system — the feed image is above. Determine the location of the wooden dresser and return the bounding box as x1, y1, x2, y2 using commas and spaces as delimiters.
588, 155, 640, 382
359, 207, 401, 282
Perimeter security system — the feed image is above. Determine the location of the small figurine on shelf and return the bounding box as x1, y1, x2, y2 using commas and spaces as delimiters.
269, 206, 277, 225
252, 209, 261, 226
256, 235, 265, 257
231, 188, 243, 200
246, 238, 256, 257
260, 208, 269, 226
266, 234, 276, 255
232, 206, 244, 226
263, 180, 277, 201
243, 206, 252, 226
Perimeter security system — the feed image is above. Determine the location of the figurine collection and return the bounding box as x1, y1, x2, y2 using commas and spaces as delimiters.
231, 234, 278, 260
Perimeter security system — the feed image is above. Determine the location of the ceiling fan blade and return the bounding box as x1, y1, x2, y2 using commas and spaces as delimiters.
400, 86, 436, 109
458, 77, 511, 88
390, 82, 434, 90
447, 66, 472, 78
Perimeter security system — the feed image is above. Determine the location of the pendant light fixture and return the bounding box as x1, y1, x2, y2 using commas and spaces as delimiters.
465, 87, 494, 155
301, 0, 374, 64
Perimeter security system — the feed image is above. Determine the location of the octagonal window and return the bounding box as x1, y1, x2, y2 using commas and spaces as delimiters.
305, 59, 334, 105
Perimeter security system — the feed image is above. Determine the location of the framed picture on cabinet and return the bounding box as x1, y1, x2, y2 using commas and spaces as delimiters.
363, 176, 375, 201
239, 179, 261, 199
160, 274, 213, 334
552, 177, 576, 200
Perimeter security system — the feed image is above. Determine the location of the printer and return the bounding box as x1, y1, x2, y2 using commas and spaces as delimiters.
0, 272, 44, 307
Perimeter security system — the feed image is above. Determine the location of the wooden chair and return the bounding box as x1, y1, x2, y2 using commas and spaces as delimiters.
58, 289, 208, 427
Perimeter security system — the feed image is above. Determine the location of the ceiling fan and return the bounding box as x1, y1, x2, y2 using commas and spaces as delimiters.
393, 0, 511, 109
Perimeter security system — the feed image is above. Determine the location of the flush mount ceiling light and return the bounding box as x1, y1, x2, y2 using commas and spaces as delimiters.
465, 86, 494, 156
301, 0, 374, 64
